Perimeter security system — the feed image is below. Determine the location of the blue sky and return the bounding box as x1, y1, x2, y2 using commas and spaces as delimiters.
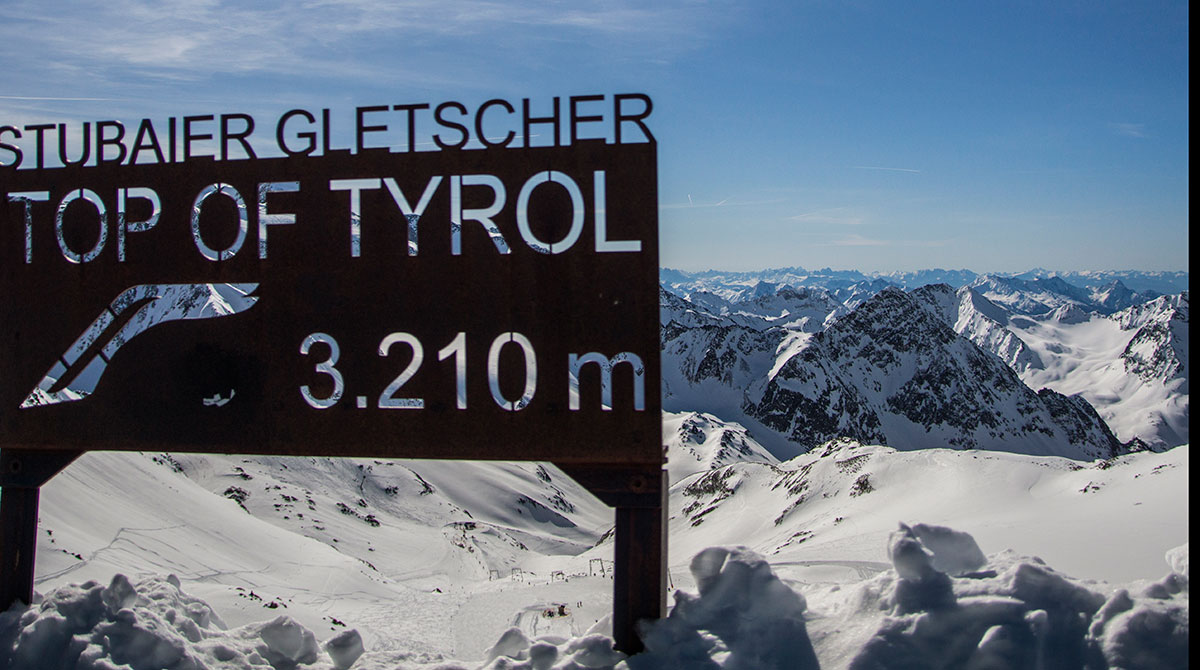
0, 0, 1188, 273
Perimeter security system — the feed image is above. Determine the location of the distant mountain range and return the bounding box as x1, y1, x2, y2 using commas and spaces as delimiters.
662, 267, 1188, 304
660, 268, 1188, 457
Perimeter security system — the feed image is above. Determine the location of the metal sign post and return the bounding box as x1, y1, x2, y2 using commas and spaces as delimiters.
0, 449, 81, 608
557, 463, 668, 652
0, 95, 664, 652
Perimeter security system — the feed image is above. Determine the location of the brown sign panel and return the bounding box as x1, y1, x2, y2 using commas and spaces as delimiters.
1, 141, 661, 464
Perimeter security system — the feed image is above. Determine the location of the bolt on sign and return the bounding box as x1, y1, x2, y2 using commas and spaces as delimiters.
0, 94, 661, 463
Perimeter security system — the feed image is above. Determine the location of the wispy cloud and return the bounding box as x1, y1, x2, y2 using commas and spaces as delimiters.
851, 166, 921, 173
0, 0, 725, 85
788, 207, 865, 225
820, 235, 951, 248
1110, 122, 1149, 139
830, 234, 889, 247
660, 196, 785, 210
0, 95, 124, 101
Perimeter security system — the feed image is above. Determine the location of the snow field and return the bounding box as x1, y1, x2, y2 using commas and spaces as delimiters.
2, 522, 1187, 669
1, 411, 1187, 667
666, 433, 1188, 584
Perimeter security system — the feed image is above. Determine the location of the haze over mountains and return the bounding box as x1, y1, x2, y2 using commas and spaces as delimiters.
661, 267, 1188, 301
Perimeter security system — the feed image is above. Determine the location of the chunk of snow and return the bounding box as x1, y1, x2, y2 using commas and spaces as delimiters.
257, 615, 320, 666
908, 522, 988, 576
324, 629, 364, 669
1165, 541, 1188, 578
1091, 598, 1190, 669
632, 546, 819, 670
485, 627, 532, 663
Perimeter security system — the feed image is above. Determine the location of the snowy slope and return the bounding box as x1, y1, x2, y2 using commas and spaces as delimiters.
905, 284, 1189, 450
667, 439, 1189, 585
8, 437, 1188, 668
30, 450, 616, 662
1006, 292, 1189, 449
662, 411, 778, 483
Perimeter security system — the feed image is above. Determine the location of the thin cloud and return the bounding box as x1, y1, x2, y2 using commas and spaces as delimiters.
1110, 123, 1149, 139
823, 236, 952, 248
661, 196, 785, 210
0, 95, 124, 101
788, 207, 865, 225
0, 0, 725, 82
830, 234, 889, 247
851, 166, 921, 173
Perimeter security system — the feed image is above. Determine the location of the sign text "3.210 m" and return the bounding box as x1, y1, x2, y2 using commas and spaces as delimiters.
300, 331, 646, 413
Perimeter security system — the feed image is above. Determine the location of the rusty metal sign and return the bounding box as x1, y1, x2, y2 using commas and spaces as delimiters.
0, 102, 661, 465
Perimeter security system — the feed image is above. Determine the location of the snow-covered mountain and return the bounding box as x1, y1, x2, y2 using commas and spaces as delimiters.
966, 275, 1096, 315
1091, 278, 1153, 313
661, 267, 874, 300
753, 288, 1125, 458
664, 268, 1188, 453
662, 411, 778, 483
664, 285, 1127, 459
909, 283, 1045, 375
660, 288, 782, 440
1010, 292, 1190, 449
1013, 268, 1189, 296
667, 285, 840, 332
965, 274, 1166, 317
911, 284, 1190, 449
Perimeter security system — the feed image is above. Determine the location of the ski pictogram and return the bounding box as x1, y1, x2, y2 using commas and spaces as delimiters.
20, 283, 259, 408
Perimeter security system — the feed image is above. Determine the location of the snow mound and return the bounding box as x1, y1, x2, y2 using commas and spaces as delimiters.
629, 546, 819, 670
325, 630, 366, 670
905, 522, 988, 577
1165, 541, 1188, 578
0, 574, 346, 670
479, 628, 626, 669
3, 524, 1187, 669
845, 523, 1189, 669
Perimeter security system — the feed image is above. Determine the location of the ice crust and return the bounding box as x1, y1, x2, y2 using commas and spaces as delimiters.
2, 524, 1185, 669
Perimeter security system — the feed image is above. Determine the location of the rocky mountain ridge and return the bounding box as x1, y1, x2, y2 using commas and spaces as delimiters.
662, 285, 1130, 460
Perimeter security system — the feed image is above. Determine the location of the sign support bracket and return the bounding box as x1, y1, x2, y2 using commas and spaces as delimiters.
0, 448, 83, 610
555, 462, 667, 654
